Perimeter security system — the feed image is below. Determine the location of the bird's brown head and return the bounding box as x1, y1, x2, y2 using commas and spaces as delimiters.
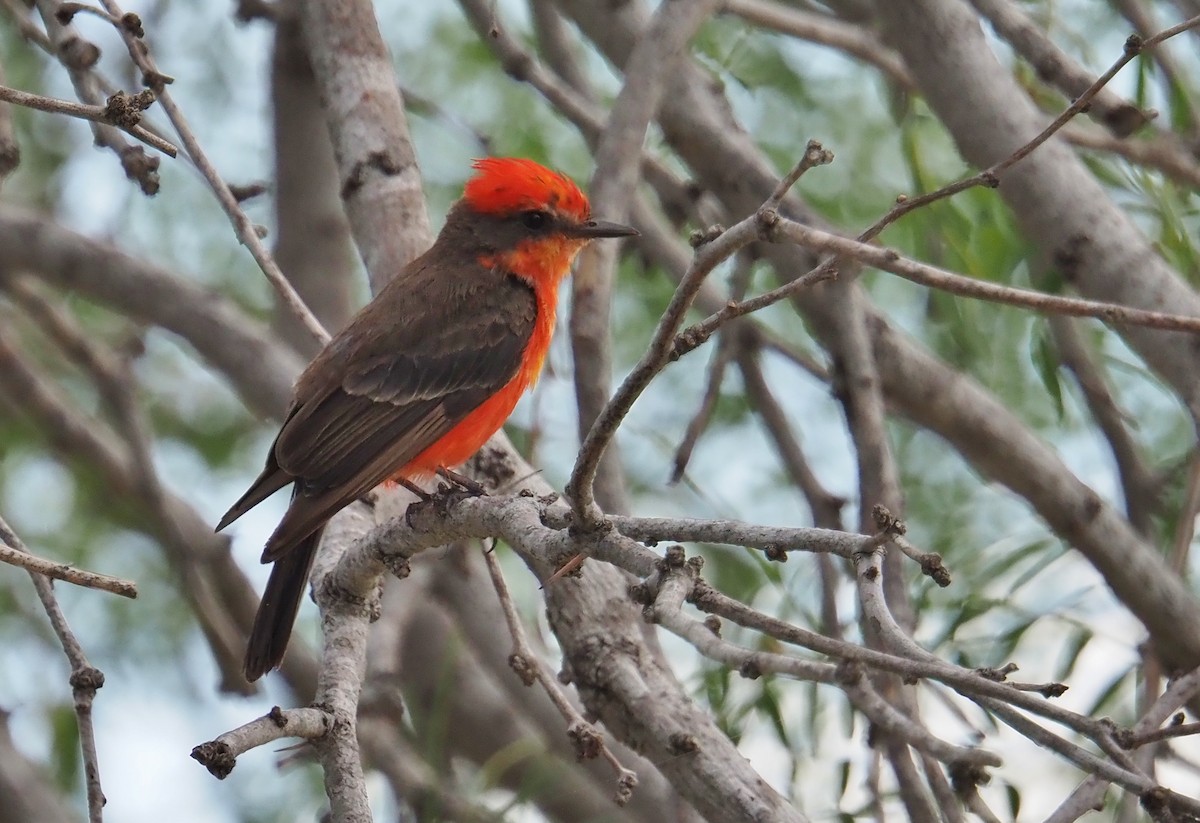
446, 157, 637, 286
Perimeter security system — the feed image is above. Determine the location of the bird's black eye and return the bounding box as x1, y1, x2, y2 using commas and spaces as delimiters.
522, 210, 549, 231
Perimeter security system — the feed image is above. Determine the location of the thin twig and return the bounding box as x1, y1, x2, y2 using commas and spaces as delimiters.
567, 141, 834, 526
670, 254, 755, 482
0, 515, 107, 822
1049, 314, 1159, 535
0, 83, 177, 156
856, 14, 1200, 245
1062, 123, 1200, 191
0, 540, 137, 598
92, 0, 329, 345
191, 707, 331, 778
968, 0, 1150, 136
480, 544, 638, 804
765, 217, 1200, 335
720, 0, 914, 88
1169, 452, 1200, 575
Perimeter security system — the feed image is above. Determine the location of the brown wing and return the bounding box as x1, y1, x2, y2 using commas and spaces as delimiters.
218, 260, 537, 562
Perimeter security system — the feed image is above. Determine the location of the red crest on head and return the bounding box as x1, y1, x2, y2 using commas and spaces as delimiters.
463, 157, 591, 221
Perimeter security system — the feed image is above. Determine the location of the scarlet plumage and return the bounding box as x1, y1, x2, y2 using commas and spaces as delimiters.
218, 158, 636, 680
463, 157, 590, 220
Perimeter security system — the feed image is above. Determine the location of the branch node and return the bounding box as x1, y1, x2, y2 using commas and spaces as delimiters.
738, 659, 762, 680
689, 224, 726, 247
613, 767, 638, 806
141, 69, 175, 92
835, 659, 863, 686
268, 705, 288, 728
121, 12, 145, 37
567, 721, 603, 760
55, 3, 84, 24
190, 741, 236, 779
763, 543, 788, 562
660, 544, 687, 570
508, 653, 538, 687
1139, 786, 1169, 817
949, 760, 992, 794
703, 615, 722, 636
975, 662, 1019, 682
667, 732, 699, 755
380, 549, 411, 580
1037, 682, 1069, 699
756, 207, 780, 240
920, 552, 951, 586
68, 666, 105, 692
58, 36, 101, 71
227, 181, 269, 203
870, 504, 906, 537
118, 145, 161, 195
627, 581, 652, 606
103, 91, 149, 129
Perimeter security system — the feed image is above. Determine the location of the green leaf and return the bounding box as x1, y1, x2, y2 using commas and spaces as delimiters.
48, 703, 80, 791
1031, 325, 1066, 421
1005, 781, 1022, 819
1087, 665, 1134, 717
1055, 623, 1095, 683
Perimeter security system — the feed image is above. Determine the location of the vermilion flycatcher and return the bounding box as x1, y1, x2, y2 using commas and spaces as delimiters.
218, 158, 636, 680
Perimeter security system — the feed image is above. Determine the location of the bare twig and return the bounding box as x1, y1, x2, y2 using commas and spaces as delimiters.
481, 545, 638, 804
0, 64, 19, 183
857, 14, 1200, 246
567, 142, 834, 526
1049, 315, 1159, 535
569, 0, 718, 514
0, 540, 137, 598
191, 707, 330, 779
0, 515, 107, 822
0, 318, 274, 694
29, 0, 162, 194
720, 0, 914, 88
670, 255, 755, 482
764, 217, 1200, 334
0, 83, 177, 155
91, 0, 328, 345
1112, 0, 1200, 134
1062, 123, 1200, 192
968, 0, 1150, 136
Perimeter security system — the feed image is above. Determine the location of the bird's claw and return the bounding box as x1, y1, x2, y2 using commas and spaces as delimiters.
435, 467, 488, 497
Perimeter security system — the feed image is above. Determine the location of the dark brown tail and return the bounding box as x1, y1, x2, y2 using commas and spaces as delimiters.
243, 526, 323, 681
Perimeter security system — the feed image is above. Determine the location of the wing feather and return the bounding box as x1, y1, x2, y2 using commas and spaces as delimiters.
243, 267, 538, 560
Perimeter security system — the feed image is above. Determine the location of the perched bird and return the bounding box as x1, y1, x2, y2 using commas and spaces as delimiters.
218, 157, 637, 680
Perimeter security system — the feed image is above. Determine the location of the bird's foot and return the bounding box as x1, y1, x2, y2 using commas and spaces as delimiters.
401, 470, 486, 529
435, 467, 488, 497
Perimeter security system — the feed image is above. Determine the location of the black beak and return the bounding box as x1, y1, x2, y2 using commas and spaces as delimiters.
571, 219, 639, 239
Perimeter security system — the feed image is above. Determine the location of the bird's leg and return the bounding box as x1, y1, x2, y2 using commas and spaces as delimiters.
435, 467, 488, 497
395, 477, 433, 501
